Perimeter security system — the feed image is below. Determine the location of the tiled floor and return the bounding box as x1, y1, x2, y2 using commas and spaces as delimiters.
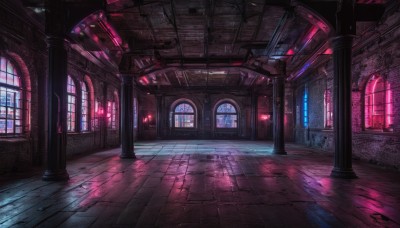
1, 140, 400, 227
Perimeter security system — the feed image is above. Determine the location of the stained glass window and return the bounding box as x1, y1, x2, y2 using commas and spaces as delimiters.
67, 76, 76, 132
0, 57, 22, 135
216, 102, 237, 128
81, 82, 89, 131
174, 102, 195, 128
365, 75, 393, 130
324, 89, 333, 128
303, 86, 308, 128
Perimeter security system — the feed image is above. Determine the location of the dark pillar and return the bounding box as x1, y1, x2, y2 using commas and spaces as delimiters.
156, 94, 162, 139
272, 76, 286, 155
251, 91, 258, 140
42, 1, 69, 181
120, 75, 136, 159
331, 1, 357, 178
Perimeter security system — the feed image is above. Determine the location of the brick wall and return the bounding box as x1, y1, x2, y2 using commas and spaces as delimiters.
294, 4, 400, 169
0, 2, 121, 173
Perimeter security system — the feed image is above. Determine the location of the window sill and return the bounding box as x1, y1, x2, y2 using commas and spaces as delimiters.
0, 137, 28, 143
362, 130, 395, 135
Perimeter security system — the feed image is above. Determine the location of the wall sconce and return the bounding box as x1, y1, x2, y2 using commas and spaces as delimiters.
260, 114, 270, 120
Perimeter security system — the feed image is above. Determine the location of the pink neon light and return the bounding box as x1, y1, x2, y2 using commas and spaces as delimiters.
323, 48, 332, 55
260, 114, 270, 120
386, 83, 392, 127
371, 77, 379, 116
305, 27, 319, 43
286, 49, 294, 55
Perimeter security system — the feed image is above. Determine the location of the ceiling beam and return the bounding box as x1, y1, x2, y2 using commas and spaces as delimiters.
263, 10, 290, 57
231, 0, 246, 53
169, 0, 183, 60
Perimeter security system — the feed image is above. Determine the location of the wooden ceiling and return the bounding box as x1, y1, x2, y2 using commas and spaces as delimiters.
22, 0, 388, 92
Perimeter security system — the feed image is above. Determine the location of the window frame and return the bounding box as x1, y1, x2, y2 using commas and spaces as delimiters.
324, 89, 333, 129
172, 102, 196, 128
0, 56, 24, 136
215, 102, 238, 129
364, 75, 393, 131
67, 75, 77, 132
81, 81, 89, 132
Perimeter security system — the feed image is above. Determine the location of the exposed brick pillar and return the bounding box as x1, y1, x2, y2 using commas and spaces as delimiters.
331, 0, 357, 178
273, 75, 286, 155
42, 0, 69, 181
120, 74, 136, 159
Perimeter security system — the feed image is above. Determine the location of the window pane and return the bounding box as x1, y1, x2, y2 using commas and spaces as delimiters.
174, 114, 194, 128
0, 71, 6, 83
216, 114, 237, 128
365, 76, 390, 130
175, 103, 194, 113
217, 103, 236, 113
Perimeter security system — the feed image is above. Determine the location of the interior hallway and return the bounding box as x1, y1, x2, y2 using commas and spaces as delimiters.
1, 140, 399, 227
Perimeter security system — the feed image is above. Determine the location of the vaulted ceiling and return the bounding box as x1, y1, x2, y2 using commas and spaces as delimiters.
23, 0, 387, 92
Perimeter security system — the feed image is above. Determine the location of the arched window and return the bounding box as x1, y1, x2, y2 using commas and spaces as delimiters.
365, 75, 393, 130
324, 89, 333, 128
0, 56, 22, 135
216, 102, 237, 128
173, 102, 195, 128
67, 75, 76, 132
81, 82, 89, 131
303, 86, 308, 128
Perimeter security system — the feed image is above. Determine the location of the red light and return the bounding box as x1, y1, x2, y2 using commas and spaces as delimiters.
231, 61, 243, 66
147, 115, 152, 120
98, 107, 104, 115
323, 48, 332, 55
260, 114, 270, 120
286, 49, 295, 56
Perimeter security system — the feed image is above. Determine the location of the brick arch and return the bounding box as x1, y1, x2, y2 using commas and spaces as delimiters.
84, 75, 95, 130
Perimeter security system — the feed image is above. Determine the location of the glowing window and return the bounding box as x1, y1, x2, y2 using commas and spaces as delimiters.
134, 98, 138, 129
0, 57, 22, 135
216, 102, 237, 128
365, 75, 393, 130
67, 76, 76, 132
107, 101, 116, 129
324, 89, 333, 128
303, 86, 308, 128
81, 82, 89, 131
174, 102, 195, 128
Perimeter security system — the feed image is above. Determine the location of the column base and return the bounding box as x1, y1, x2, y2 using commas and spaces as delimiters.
42, 169, 69, 181
272, 148, 287, 155
330, 168, 357, 179
120, 153, 136, 159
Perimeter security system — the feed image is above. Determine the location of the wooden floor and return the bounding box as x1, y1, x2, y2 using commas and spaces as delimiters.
1, 140, 400, 228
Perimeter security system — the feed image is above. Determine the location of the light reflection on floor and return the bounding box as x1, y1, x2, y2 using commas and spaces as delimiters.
0, 140, 399, 227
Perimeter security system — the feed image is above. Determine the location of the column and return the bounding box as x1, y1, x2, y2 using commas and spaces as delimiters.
156, 95, 163, 139
120, 74, 136, 158
251, 91, 258, 140
42, 0, 69, 181
330, 1, 357, 178
272, 76, 286, 155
